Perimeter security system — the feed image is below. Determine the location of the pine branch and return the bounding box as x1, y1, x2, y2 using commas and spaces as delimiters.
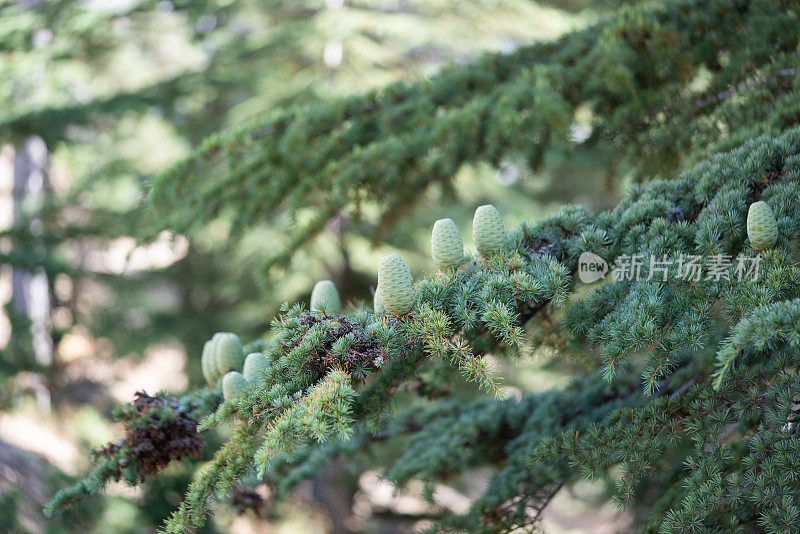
145, 0, 800, 278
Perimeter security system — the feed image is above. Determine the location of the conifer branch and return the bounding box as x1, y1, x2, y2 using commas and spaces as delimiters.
145, 0, 800, 278
45, 2, 800, 531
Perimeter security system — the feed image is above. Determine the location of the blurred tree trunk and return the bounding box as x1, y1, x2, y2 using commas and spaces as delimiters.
310, 456, 357, 534
11, 136, 53, 369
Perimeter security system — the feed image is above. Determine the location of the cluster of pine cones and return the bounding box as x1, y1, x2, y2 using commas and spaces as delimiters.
201, 332, 269, 401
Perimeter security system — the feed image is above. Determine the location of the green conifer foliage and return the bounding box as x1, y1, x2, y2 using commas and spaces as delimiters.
377, 254, 416, 316
222, 372, 248, 402
431, 218, 465, 270
51, 124, 800, 528
242, 352, 268, 385
46, 1, 800, 532
145, 0, 800, 279
472, 204, 506, 258
212, 333, 244, 376
747, 200, 779, 251
309, 280, 342, 315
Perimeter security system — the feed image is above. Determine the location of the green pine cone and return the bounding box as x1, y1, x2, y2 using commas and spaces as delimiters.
243, 352, 268, 384
431, 218, 464, 270
377, 254, 415, 315
213, 332, 244, 376
374, 286, 384, 315
222, 371, 248, 402
472, 204, 505, 258
747, 201, 778, 251
200, 340, 217, 386
310, 280, 341, 315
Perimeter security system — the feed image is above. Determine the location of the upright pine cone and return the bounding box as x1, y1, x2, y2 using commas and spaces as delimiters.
212, 333, 245, 376
222, 371, 248, 402
473, 204, 505, 258
431, 218, 464, 270
373, 286, 385, 315
243, 352, 269, 384
201, 340, 218, 386
310, 280, 342, 315
747, 201, 778, 251
377, 254, 415, 316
